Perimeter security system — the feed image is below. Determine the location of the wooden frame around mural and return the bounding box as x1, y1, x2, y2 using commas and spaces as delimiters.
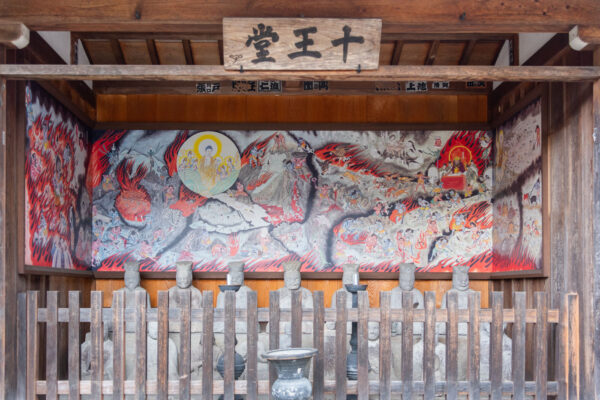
490, 84, 549, 279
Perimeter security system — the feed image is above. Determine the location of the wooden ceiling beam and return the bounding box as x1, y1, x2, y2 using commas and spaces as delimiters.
2, 64, 599, 82
2, 0, 598, 33
0, 21, 29, 49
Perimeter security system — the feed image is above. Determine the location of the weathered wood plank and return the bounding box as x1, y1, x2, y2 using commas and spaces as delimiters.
4, 0, 599, 33
490, 292, 503, 400
335, 291, 347, 400
268, 291, 280, 400
291, 289, 302, 348
379, 292, 391, 400
401, 291, 414, 399
157, 291, 169, 399
445, 292, 458, 399
357, 291, 369, 400
534, 292, 548, 399
16, 293, 27, 399
26, 291, 38, 400
202, 292, 214, 399
2, 64, 600, 82
46, 291, 58, 400
567, 293, 580, 399
90, 291, 103, 399
468, 291, 480, 400
223, 18, 381, 71
224, 290, 236, 400
593, 51, 600, 400
179, 290, 191, 400
135, 290, 147, 399
246, 291, 258, 400
423, 292, 436, 400
512, 292, 526, 399
558, 292, 569, 399
112, 290, 124, 400
313, 291, 325, 399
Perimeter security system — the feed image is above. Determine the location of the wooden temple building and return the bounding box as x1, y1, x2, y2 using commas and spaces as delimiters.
0, 1, 599, 398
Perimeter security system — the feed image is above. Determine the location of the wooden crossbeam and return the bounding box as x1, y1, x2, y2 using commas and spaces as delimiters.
0, 21, 29, 49
1, 64, 599, 82
1, 0, 599, 33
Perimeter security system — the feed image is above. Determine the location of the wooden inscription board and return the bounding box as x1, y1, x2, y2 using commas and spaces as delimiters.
223, 18, 381, 70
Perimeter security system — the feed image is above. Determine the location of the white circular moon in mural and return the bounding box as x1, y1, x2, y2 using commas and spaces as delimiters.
177, 131, 241, 197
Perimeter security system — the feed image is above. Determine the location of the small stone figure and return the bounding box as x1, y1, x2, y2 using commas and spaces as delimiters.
146, 321, 178, 400
215, 261, 254, 334
389, 263, 446, 384
390, 263, 425, 336
439, 265, 512, 387
168, 261, 204, 378
114, 260, 151, 310
276, 260, 313, 348
81, 321, 114, 381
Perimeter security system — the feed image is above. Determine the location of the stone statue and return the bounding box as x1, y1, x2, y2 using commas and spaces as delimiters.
388, 263, 446, 383
390, 263, 424, 336
168, 261, 204, 378
81, 321, 114, 381
439, 264, 512, 386
114, 260, 151, 309
215, 261, 254, 334
275, 260, 313, 348
146, 321, 179, 399
214, 261, 257, 378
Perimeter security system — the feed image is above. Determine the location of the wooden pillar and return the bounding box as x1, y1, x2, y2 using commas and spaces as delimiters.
593, 48, 600, 398
0, 45, 7, 400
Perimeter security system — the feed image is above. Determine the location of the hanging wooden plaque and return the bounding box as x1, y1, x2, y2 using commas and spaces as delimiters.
223, 18, 381, 71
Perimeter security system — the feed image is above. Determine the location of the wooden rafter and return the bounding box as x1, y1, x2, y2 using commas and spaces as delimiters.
390, 41, 403, 65
0, 21, 29, 49
2, 64, 599, 82
182, 39, 194, 65
425, 40, 440, 65
110, 39, 125, 64
1, 1, 599, 33
146, 39, 159, 65
459, 40, 476, 65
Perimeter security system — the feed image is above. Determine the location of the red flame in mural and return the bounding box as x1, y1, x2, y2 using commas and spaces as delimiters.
315, 143, 385, 177
87, 130, 127, 196
450, 201, 493, 231
115, 159, 152, 224
436, 130, 491, 176
169, 184, 208, 217
164, 131, 188, 177
241, 134, 276, 166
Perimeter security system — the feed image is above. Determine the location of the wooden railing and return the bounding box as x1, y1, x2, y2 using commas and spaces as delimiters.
17, 290, 580, 399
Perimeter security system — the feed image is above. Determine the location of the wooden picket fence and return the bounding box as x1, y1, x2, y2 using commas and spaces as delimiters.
17, 289, 580, 399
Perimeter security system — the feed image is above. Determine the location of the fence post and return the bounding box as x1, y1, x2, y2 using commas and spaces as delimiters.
26, 291, 38, 400
246, 290, 258, 400
16, 292, 27, 399
490, 292, 503, 400
357, 291, 369, 400
112, 290, 125, 400
567, 293, 580, 399
46, 291, 58, 400
402, 291, 414, 399
446, 292, 458, 399
423, 292, 436, 400
90, 291, 104, 400
313, 291, 325, 399
179, 290, 191, 400
534, 292, 548, 399
157, 291, 169, 399
224, 290, 236, 400
512, 292, 526, 399
202, 291, 214, 399
335, 291, 348, 400
467, 291, 480, 400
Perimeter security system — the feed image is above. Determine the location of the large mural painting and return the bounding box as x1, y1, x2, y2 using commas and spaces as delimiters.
91, 129, 496, 273
25, 82, 92, 270
493, 98, 543, 271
